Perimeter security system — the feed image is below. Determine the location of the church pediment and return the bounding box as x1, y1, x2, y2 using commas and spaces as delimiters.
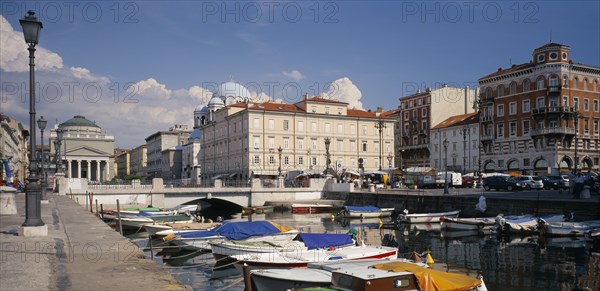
65, 146, 111, 157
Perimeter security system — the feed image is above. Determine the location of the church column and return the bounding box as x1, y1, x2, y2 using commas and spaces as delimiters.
76, 160, 81, 178
87, 160, 91, 181
105, 160, 110, 181
67, 160, 72, 178
96, 160, 100, 181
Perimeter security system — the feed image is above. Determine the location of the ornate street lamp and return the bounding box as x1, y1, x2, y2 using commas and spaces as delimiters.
573, 111, 579, 173
443, 138, 449, 195
37, 116, 47, 200
374, 119, 386, 170
387, 153, 393, 187
20, 11, 45, 228
55, 128, 64, 174
324, 137, 331, 175
277, 146, 283, 178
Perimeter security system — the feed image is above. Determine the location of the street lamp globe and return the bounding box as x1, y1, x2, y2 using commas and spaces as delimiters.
19, 11, 43, 45
37, 116, 47, 131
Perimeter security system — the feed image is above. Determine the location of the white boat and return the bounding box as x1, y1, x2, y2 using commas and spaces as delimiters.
111, 213, 194, 231
339, 205, 395, 218
231, 244, 398, 270
495, 214, 566, 233
143, 222, 220, 237
441, 215, 532, 232
397, 209, 460, 224
166, 221, 299, 251
210, 233, 355, 259
538, 220, 600, 237
250, 258, 421, 291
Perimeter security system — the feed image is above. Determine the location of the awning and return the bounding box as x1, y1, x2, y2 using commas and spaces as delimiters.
343, 169, 360, 176
252, 170, 279, 176
211, 174, 226, 180
228, 173, 238, 178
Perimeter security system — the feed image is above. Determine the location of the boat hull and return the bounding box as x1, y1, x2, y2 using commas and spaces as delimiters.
343, 208, 395, 218
251, 268, 332, 291
398, 210, 460, 224
291, 204, 334, 214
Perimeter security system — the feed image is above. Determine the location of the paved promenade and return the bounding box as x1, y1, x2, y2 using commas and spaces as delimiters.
0, 193, 191, 291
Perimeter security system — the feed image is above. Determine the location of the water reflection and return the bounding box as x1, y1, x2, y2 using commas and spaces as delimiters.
131, 211, 600, 291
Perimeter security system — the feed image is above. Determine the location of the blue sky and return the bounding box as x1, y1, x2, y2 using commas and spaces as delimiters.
1, 1, 599, 147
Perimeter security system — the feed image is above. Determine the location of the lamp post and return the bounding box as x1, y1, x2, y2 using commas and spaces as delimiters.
324, 137, 331, 176
443, 138, 449, 195
573, 112, 579, 173
20, 10, 45, 228
387, 153, 393, 187
375, 119, 386, 170
277, 146, 283, 177
37, 116, 47, 201
462, 126, 468, 175
475, 94, 483, 188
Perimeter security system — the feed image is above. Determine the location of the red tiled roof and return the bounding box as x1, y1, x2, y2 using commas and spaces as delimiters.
431, 112, 478, 129
303, 96, 349, 105
382, 108, 401, 117
230, 102, 304, 113
347, 109, 394, 120
479, 62, 534, 80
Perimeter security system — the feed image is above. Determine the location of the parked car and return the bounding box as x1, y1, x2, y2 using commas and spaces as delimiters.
561, 175, 571, 188
514, 176, 544, 190
482, 176, 524, 191
461, 176, 475, 188
541, 175, 568, 190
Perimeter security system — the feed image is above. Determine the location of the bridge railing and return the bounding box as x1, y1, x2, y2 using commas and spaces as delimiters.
222, 179, 250, 187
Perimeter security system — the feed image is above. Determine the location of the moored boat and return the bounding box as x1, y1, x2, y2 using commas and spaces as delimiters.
111, 213, 193, 231
495, 214, 566, 234
397, 209, 460, 224
292, 203, 334, 214
339, 205, 395, 218
144, 222, 220, 237
538, 220, 600, 237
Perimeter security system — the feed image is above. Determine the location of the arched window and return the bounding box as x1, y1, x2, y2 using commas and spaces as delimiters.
573, 77, 579, 89
549, 75, 559, 87
509, 82, 517, 95
584, 79, 589, 90
523, 79, 530, 91
595, 80, 599, 92
485, 87, 492, 98
497, 85, 504, 97
563, 75, 568, 87
536, 76, 545, 90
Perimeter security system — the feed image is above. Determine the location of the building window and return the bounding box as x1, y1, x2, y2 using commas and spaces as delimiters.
268, 119, 274, 129
311, 122, 317, 132
523, 120, 530, 135
509, 122, 516, 137
509, 82, 516, 95
351, 158, 356, 167
537, 77, 545, 89
325, 107, 330, 114
509, 102, 517, 115
284, 156, 289, 165
311, 157, 317, 166
311, 106, 317, 113
536, 97, 545, 109
298, 121, 304, 131
498, 160, 505, 168
253, 118, 260, 129
497, 85, 504, 97
298, 139, 304, 149
549, 120, 558, 128
311, 139, 317, 150
362, 141, 367, 152
523, 79, 530, 91
350, 124, 356, 134
254, 155, 260, 164
350, 140, 356, 151
253, 136, 260, 149
573, 97, 579, 110
522, 100, 530, 113
269, 156, 275, 164
563, 96, 569, 107
594, 100, 599, 112
404, 112, 409, 121
549, 75, 559, 87
325, 123, 331, 133
337, 108, 342, 115
268, 137, 275, 149
283, 138, 290, 149
422, 108, 427, 117
337, 139, 343, 152
362, 125, 367, 135
593, 120, 599, 134
283, 120, 289, 131
574, 78, 579, 89
298, 156, 304, 165
497, 104, 504, 117
337, 124, 343, 134
584, 99, 589, 111
497, 123, 504, 138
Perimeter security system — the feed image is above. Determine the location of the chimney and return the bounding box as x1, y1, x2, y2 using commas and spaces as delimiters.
376, 107, 383, 113
303, 92, 308, 100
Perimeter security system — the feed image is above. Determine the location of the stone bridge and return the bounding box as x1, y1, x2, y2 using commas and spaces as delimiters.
56, 178, 351, 209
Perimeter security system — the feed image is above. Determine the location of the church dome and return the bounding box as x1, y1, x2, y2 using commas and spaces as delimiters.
60, 115, 100, 128
214, 81, 251, 99
208, 96, 225, 106
194, 105, 208, 112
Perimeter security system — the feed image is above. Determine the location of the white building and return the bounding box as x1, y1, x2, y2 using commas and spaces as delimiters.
429, 113, 480, 174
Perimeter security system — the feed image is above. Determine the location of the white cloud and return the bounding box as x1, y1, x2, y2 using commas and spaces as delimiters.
282, 70, 304, 81
0, 15, 64, 72
250, 91, 273, 103
320, 77, 364, 110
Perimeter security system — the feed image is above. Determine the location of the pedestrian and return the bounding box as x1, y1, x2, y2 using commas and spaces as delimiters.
573, 173, 586, 199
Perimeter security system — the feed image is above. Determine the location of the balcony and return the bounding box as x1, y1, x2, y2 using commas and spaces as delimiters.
481, 115, 494, 123
402, 132, 410, 138
480, 134, 494, 141
547, 85, 561, 94
399, 143, 428, 150
530, 126, 576, 137
531, 106, 577, 116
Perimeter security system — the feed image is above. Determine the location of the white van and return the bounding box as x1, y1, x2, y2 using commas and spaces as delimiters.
436, 171, 462, 188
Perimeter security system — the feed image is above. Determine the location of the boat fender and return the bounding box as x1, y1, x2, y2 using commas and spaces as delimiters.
426, 250, 435, 264
328, 246, 336, 251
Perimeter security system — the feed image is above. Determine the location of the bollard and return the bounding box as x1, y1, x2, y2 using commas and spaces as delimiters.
242, 263, 253, 291
89, 192, 94, 213
95, 199, 99, 218
116, 199, 123, 236
148, 235, 154, 261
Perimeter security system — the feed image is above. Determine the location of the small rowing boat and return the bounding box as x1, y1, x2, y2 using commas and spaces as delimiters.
397, 209, 460, 224
339, 205, 395, 218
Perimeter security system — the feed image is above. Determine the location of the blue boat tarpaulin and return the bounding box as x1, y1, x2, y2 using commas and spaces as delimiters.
178, 221, 286, 240
298, 233, 354, 250
344, 205, 381, 212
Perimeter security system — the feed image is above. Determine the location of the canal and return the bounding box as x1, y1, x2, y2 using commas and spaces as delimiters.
130, 211, 599, 291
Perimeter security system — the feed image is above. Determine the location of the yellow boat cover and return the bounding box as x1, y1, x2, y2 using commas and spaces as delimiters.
372, 262, 482, 291
267, 221, 295, 233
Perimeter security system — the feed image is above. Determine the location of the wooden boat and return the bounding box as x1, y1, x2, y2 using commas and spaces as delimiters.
291, 203, 334, 214
250, 258, 419, 291
111, 213, 193, 231
231, 244, 398, 269
336, 261, 487, 291
143, 222, 220, 237
339, 205, 395, 218
166, 221, 299, 251
397, 209, 460, 224
538, 220, 600, 237
440, 215, 531, 232
495, 214, 566, 234
210, 233, 355, 259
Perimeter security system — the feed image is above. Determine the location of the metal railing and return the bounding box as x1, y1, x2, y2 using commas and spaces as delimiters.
530, 127, 576, 136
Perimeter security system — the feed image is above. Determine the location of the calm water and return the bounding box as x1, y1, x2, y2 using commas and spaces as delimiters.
131, 211, 600, 291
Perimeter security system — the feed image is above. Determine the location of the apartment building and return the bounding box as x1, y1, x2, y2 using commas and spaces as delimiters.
429, 113, 480, 174
145, 124, 191, 180
129, 144, 147, 179
478, 43, 600, 174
